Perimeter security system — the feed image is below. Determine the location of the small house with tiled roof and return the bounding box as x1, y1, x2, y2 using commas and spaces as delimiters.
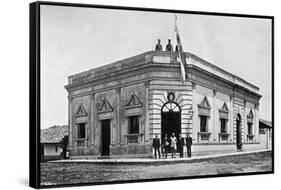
40, 125, 69, 161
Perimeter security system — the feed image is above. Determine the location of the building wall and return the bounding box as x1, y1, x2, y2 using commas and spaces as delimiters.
66, 52, 262, 158
233, 97, 245, 143
68, 82, 261, 157
192, 83, 211, 142
268, 128, 272, 149
216, 91, 232, 141
43, 144, 62, 156
191, 82, 261, 154
192, 84, 232, 143
70, 94, 92, 155
68, 61, 196, 158
69, 78, 152, 158
191, 142, 263, 155
259, 125, 272, 150
148, 80, 193, 141
258, 133, 267, 149
244, 102, 259, 142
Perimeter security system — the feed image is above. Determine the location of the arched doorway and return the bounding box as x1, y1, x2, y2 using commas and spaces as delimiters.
161, 101, 181, 152
236, 113, 242, 150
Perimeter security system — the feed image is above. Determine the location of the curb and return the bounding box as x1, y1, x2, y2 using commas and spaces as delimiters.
49, 149, 271, 165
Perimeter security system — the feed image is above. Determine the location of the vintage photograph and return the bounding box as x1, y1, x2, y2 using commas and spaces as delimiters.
37, 2, 273, 187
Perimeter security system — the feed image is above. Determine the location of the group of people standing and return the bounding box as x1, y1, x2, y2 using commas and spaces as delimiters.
152, 133, 192, 159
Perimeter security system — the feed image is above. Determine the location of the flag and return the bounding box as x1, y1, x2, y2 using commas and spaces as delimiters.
174, 15, 186, 83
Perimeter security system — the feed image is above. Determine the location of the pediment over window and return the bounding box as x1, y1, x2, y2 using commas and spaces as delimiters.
98, 98, 113, 112
198, 97, 210, 109
76, 104, 87, 116
247, 110, 254, 118
125, 93, 143, 108
198, 97, 210, 116
219, 103, 229, 119
219, 103, 229, 113
247, 110, 254, 123
124, 93, 143, 116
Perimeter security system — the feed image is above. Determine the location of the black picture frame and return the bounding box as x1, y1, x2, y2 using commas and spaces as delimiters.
30, 1, 274, 189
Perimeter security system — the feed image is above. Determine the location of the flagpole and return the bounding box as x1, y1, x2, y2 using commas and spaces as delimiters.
174, 14, 186, 84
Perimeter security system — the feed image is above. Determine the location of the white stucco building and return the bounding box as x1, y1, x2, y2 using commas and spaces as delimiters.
65, 50, 263, 158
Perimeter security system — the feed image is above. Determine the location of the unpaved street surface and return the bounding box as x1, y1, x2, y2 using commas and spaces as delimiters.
40, 151, 272, 186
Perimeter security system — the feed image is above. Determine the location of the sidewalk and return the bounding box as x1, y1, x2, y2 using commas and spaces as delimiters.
50, 149, 271, 165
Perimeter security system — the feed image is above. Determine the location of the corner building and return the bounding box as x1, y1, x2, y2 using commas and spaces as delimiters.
65, 51, 262, 159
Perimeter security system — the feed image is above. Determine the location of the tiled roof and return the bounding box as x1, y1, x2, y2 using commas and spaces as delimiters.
259, 119, 272, 128
41, 125, 68, 143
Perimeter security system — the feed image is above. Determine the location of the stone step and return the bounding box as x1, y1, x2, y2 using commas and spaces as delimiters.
97, 156, 110, 159
236, 149, 245, 152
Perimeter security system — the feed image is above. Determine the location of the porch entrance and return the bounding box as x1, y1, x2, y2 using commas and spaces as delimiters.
161, 101, 181, 152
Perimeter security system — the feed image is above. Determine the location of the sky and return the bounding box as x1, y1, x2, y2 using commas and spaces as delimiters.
40, 5, 272, 129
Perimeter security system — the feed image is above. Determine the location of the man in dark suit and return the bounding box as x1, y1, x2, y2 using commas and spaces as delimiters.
152, 135, 161, 159
178, 133, 185, 158
186, 134, 193, 158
